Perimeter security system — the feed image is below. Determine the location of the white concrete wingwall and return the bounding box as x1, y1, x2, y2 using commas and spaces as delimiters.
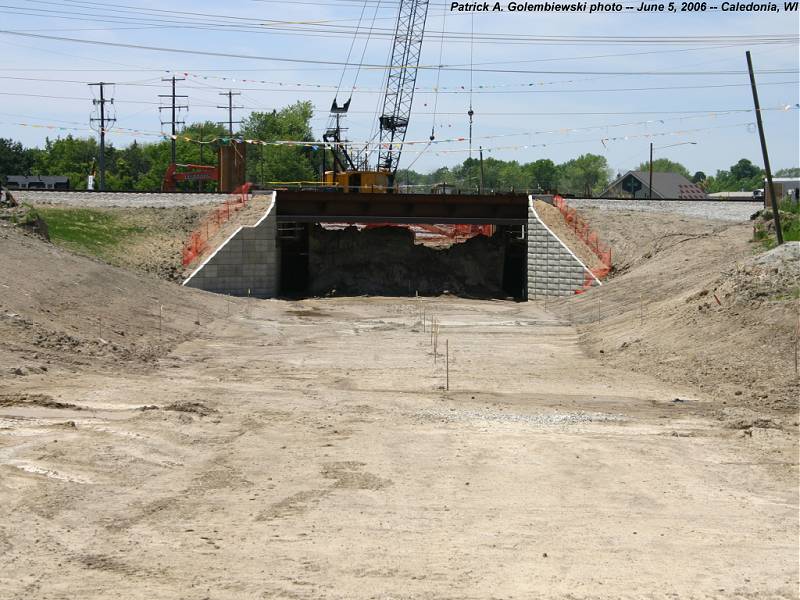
183, 192, 280, 298
527, 196, 600, 298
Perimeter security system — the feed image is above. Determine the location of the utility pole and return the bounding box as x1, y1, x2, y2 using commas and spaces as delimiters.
159, 76, 188, 165
648, 142, 653, 200
217, 90, 243, 136
89, 82, 115, 191
479, 146, 485, 194
198, 124, 205, 192
746, 50, 783, 245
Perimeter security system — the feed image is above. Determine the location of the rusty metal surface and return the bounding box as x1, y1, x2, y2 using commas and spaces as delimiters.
275, 190, 529, 224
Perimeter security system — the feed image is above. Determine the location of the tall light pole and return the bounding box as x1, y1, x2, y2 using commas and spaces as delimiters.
649, 141, 697, 199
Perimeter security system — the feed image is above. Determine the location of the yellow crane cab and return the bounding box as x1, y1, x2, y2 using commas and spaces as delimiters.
323, 170, 392, 193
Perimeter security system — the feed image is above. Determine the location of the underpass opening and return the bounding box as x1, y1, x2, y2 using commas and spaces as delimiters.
278, 222, 310, 296
278, 223, 527, 300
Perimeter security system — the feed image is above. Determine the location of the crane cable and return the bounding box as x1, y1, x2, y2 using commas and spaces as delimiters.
430, 6, 446, 141
364, 0, 401, 163
468, 12, 474, 159
349, 0, 384, 167
333, 0, 370, 101
350, 0, 383, 95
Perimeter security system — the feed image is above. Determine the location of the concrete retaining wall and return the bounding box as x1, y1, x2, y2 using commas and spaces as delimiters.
183, 192, 280, 298
527, 197, 600, 298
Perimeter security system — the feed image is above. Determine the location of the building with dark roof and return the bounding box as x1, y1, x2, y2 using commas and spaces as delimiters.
5, 175, 70, 190
602, 171, 707, 200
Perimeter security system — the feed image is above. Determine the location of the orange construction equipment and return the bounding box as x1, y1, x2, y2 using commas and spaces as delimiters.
161, 140, 247, 192
162, 163, 219, 192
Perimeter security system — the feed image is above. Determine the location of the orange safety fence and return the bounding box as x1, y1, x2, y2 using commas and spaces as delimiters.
182, 183, 252, 267
363, 222, 494, 244
551, 195, 612, 292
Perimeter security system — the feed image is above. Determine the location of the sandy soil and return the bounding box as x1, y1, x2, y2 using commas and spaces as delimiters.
569, 198, 763, 221
557, 208, 799, 415
0, 221, 798, 598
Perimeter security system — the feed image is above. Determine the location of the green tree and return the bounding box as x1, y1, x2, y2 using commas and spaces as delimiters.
0, 138, 38, 183
691, 171, 707, 184
705, 158, 764, 193
774, 167, 799, 177
730, 158, 760, 181
636, 158, 691, 179
559, 153, 611, 197
119, 123, 228, 191
33, 136, 98, 190
525, 159, 560, 192
239, 101, 317, 185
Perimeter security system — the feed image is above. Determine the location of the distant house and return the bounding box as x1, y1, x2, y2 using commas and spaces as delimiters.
5, 175, 69, 190
601, 171, 707, 200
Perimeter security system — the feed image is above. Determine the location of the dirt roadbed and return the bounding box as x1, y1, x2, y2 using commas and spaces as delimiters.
1, 296, 797, 599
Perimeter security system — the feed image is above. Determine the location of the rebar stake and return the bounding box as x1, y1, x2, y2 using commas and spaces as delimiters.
446, 339, 449, 391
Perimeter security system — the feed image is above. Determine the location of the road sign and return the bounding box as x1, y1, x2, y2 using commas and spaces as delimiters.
622, 176, 643, 196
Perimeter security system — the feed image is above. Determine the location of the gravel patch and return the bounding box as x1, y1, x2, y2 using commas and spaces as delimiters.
418, 407, 624, 426
568, 198, 762, 222
14, 191, 228, 208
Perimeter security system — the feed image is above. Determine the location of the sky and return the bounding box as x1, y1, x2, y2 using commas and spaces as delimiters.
0, 0, 798, 177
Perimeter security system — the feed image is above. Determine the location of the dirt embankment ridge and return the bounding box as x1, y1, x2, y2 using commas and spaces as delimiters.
0, 223, 247, 378
26, 205, 206, 281
556, 208, 799, 418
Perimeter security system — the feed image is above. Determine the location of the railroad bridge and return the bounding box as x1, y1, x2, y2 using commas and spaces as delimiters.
183, 190, 600, 300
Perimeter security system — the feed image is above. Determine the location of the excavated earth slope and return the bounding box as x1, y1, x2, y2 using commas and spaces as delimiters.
555, 208, 799, 417
0, 208, 796, 599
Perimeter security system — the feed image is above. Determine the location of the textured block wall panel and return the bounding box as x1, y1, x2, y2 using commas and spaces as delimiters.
527, 197, 600, 299
183, 192, 280, 298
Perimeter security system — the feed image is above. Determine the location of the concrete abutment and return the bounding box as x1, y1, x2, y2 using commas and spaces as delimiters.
183, 192, 281, 298
181, 192, 599, 299
526, 196, 600, 298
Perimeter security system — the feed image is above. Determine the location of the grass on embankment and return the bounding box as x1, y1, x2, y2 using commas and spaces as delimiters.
754, 199, 800, 248
31, 205, 206, 280
36, 207, 146, 261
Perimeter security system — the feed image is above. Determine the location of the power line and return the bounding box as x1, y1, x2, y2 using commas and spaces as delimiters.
0, 36, 795, 72
2, 74, 799, 95
9, 3, 800, 47
0, 30, 797, 74
1, 90, 796, 118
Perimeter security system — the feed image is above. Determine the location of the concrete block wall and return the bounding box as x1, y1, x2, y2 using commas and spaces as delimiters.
183, 192, 280, 298
527, 197, 600, 298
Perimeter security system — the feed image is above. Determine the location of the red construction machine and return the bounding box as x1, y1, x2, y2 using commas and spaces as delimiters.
161, 140, 247, 193
161, 163, 218, 192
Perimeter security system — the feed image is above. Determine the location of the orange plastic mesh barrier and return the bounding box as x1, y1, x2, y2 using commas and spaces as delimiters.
182, 183, 252, 267
551, 195, 612, 292
363, 222, 494, 245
